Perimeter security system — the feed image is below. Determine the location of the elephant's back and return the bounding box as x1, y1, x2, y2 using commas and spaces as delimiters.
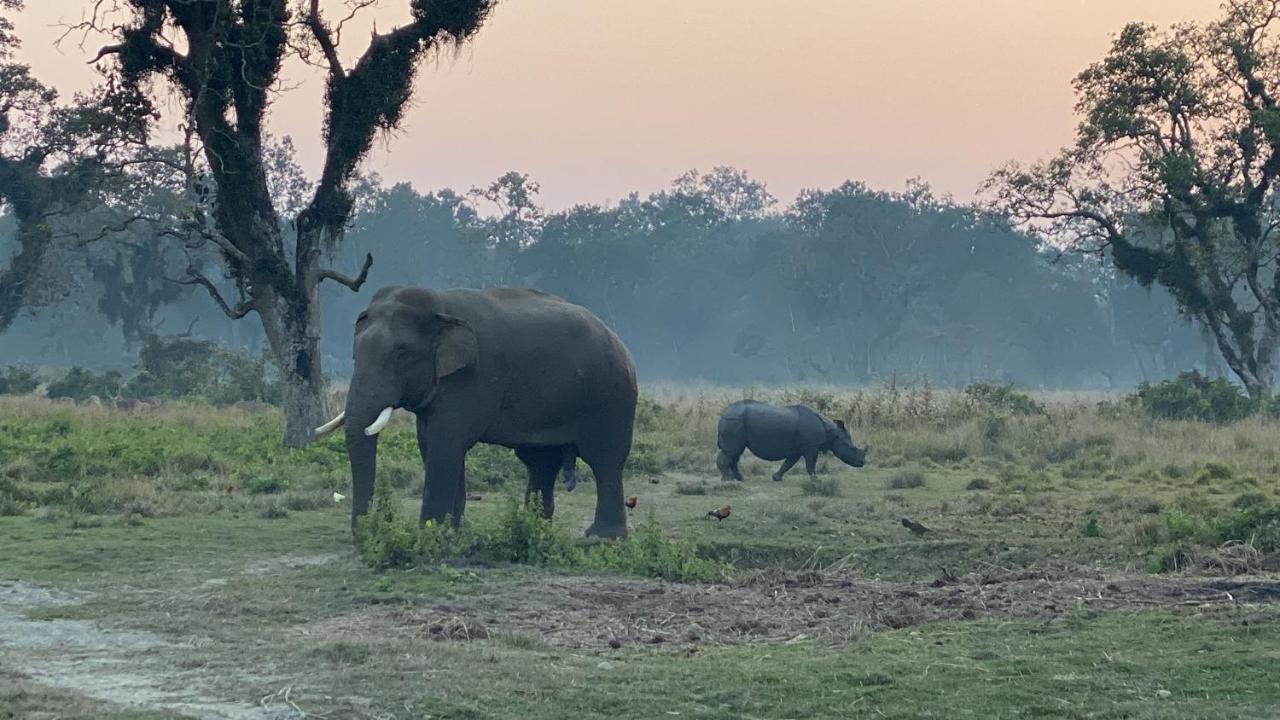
444, 287, 637, 399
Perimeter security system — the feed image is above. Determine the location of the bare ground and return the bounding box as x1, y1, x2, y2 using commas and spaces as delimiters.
0, 580, 305, 720
305, 563, 1280, 652
3, 562, 1278, 718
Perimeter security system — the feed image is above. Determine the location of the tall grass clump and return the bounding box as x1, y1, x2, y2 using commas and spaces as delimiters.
354, 485, 725, 582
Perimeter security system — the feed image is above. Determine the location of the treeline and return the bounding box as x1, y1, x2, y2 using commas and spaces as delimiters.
0, 167, 1211, 388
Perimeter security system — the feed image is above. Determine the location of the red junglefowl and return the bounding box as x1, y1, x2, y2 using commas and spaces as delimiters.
707, 504, 731, 521
625, 496, 638, 511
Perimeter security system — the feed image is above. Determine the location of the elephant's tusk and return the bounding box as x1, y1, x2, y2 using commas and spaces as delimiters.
315, 411, 346, 436
364, 406, 394, 436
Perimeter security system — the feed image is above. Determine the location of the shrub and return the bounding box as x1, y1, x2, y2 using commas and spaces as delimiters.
1147, 544, 1196, 573
625, 440, 663, 476
244, 474, 291, 495
1081, 517, 1101, 537
964, 382, 1045, 416
1213, 502, 1280, 553
965, 478, 992, 491
886, 470, 926, 489
124, 335, 280, 405
800, 475, 840, 497
0, 366, 39, 395
586, 513, 726, 583
354, 481, 417, 570
45, 367, 122, 401
1133, 371, 1255, 424
476, 498, 580, 566
465, 444, 524, 489
0, 491, 24, 516
1200, 462, 1234, 480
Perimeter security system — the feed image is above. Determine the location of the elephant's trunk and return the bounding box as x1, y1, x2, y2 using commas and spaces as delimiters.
344, 376, 396, 530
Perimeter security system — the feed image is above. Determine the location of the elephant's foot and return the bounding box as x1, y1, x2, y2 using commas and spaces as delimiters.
585, 521, 628, 539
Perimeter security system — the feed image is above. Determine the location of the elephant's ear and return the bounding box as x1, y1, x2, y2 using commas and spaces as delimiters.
434, 314, 478, 380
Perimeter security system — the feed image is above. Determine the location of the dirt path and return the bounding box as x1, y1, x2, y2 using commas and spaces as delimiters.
0, 580, 304, 720
306, 564, 1280, 651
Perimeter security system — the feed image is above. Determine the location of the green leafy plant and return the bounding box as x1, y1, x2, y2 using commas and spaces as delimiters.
1133, 372, 1255, 424
964, 382, 1045, 416
0, 366, 39, 395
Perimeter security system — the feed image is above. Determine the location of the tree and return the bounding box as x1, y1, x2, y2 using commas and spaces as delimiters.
87, 0, 495, 445
988, 1, 1280, 399
0, 0, 149, 333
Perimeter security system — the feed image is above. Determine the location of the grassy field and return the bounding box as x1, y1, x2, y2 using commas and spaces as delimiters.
1, 384, 1279, 719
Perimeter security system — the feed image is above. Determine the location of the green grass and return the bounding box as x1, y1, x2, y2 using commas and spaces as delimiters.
1, 388, 1279, 718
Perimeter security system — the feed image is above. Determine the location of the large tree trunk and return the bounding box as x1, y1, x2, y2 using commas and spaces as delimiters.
260, 291, 329, 448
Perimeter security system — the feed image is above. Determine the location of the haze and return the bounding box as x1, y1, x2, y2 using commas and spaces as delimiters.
17, 0, 1220, 209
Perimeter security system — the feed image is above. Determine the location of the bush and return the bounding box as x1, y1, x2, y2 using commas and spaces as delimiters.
0, 491, 24, 516
800, 475, 840, 497
45, 367, 122, 401
476, 498, 580, 566
965, 478, 992, 491
886, 470, 926, 489
0, 366, 39, 395
124, 335, 280, 405
586, 513, 726, 583
465, 444, 525, 489
354, 482, 417, 570
1213, 502, 1280, 553
1133, 371, 1255, 424
964, 382, 1045, 416
354, 485, 724, 581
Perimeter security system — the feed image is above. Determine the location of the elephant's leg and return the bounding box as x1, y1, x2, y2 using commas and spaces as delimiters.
803, 450, 819, 480
420, 433, 470, 527
584, 457, 628, 538
516, 446, 561, 518
772, 455, 800, 482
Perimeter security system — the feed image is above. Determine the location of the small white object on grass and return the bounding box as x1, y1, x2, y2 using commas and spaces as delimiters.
333, 492, 346, 503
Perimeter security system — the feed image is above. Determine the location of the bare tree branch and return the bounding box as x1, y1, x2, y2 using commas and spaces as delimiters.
169, 266, 254, 320
318, 252, 373, 291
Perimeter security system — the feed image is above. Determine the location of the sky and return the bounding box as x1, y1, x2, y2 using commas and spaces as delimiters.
15, 0, 1222, 210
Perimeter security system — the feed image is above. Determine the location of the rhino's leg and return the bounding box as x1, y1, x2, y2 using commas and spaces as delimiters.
803, 450, 819, 481
772, 455, 800, 482
717, 449, 742, 482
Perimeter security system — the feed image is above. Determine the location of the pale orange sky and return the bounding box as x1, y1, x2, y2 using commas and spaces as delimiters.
17, 1, 1221, 210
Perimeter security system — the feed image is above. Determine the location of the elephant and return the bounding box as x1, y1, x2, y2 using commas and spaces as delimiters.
315, 285, 638, 538
716, 399, 866, 482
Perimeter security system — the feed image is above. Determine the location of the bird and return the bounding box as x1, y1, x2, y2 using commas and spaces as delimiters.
707, 504, 731, 521
901, 517, 931, 535
224, 484, 235, 495
333, 491, 346, 503
625, 495, 638, 511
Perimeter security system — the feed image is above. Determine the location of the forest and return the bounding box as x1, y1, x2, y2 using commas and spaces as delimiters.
0, 163, 1210, 389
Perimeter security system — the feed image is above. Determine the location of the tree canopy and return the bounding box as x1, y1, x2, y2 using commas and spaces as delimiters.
989, 0, 1280, 398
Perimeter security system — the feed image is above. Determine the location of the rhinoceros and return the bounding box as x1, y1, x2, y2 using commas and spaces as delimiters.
715, 400, 866, 482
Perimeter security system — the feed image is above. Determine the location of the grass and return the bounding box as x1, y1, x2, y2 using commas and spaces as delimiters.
1, 384, 1280, 718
